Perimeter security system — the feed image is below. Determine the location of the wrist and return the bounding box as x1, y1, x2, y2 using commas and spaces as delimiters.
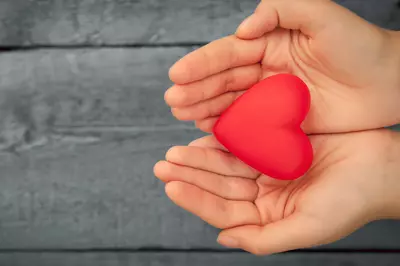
375, 131, 400, 220
388, 30, 400, 74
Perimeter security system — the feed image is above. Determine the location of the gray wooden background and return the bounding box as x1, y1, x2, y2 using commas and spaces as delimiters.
0, 0, 399, 265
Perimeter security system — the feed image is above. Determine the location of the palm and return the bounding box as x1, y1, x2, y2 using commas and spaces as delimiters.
154, 130, 394, 254
255, 28, 397, 133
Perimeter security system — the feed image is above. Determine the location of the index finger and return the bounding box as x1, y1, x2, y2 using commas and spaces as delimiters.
169, 35, 266, 84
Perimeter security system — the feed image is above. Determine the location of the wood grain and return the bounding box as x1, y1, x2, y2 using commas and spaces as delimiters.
0, 253, 400, 266
0, 0, 398, 46
0, 129, 218, 249
0, 47, 196, 151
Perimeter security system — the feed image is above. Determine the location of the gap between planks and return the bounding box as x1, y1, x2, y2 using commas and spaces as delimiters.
0, 43, 206, 52
0, 248, 400, 254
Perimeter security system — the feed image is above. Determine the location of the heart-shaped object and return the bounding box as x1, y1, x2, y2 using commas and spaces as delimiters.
213, 73, 313, 180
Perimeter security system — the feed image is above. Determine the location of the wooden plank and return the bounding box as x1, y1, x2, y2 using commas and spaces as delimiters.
0, 47, 194, 148
0, 47, 397, 146
0, 252, 400, 266
0, 128, 217, 249
0, 0, 398, 46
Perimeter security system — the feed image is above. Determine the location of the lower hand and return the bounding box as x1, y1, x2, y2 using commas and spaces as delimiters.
154, 129, 400, 255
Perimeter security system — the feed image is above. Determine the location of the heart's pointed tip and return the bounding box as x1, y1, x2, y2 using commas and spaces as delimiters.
263, 142, 314, 181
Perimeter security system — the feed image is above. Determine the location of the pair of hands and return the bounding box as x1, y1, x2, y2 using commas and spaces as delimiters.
154, 0, 400, 255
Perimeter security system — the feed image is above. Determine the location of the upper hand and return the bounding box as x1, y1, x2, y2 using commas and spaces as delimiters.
165, 0, 400, 134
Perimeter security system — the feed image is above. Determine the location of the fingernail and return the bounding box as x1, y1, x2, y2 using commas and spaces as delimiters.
164, 89, 170, 102
217, 236, 239, 248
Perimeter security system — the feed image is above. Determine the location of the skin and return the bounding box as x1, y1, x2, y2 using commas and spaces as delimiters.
154, 130, 400, 255
164, 0, 400, 134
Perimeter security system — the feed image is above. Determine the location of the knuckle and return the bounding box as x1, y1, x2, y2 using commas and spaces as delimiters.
224, 177, 241, 198
205, 99, 219, 117
223, 70, 236, 92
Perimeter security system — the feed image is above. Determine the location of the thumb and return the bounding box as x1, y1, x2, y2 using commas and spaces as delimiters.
217, 213, 332, 255
236, 0, 356, 39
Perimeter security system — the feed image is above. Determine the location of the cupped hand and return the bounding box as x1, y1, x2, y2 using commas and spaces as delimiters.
154, 130, 400, 255
165, 0, 400, 134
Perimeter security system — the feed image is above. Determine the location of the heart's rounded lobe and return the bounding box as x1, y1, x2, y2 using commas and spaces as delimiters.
213, 73, 313, 180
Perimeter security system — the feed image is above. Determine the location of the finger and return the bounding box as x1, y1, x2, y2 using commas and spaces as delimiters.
217, 213, 328, 255
165, 181, 261, 229
171, 91, 244, 121
165, 64, 261, 107
188, 135, 227, 151
166, 145, 259, 178
235, 2, 278, 40
195, 117, 219, 133
236, 0, 341, 39
169, 35, 266, 84
154, 161, 257, 201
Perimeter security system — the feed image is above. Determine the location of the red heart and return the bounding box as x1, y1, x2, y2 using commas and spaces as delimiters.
213, 73, 313, 180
